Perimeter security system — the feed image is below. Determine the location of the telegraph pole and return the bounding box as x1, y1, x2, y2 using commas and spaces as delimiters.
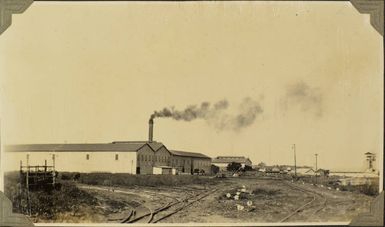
293, 144, 297, 177
315, 153, 318, 184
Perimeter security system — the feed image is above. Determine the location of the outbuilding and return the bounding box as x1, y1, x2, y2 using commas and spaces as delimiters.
212, 156, 252, 170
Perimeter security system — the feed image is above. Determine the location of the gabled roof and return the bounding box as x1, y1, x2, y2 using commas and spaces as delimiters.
169, 150, 211, 159
148, 142, 165, 151
6, 142, 150, 152
212, 156, 251, 164
112, 141, 165, 151
305, 168, 316, 173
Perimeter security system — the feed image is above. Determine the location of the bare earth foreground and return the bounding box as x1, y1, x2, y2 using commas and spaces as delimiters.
74, 177, 372, 224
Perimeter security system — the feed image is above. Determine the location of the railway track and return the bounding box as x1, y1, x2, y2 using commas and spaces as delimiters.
279, 181, 327, 222
121, 188, 217, 223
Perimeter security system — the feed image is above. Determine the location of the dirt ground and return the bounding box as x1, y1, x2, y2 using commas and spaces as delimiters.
77, 177, 374, 224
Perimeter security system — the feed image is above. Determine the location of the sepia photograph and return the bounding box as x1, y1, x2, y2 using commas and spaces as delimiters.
0, 0, 383, 226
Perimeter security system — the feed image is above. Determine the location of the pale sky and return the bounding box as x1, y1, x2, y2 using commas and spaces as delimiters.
0, 1, 383, 171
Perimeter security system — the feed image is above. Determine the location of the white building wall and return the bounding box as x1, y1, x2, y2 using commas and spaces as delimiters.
5, 151, 137, 174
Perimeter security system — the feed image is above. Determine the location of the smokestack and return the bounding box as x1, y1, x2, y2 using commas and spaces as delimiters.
148, 118, 154, 143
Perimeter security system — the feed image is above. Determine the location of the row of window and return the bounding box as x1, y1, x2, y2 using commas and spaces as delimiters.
136, 155, 192, 165
194, 161, 210, 167
83, 154, 209, 166
137, 154, 170, 162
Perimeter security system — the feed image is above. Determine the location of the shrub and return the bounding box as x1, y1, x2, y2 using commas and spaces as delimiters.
211, 165, 220, 174
27, 182, 98, 219
60, 172, 81, 181
244, 165, 253, 171
4, 171, 98, 220
227, 162, 242, 172
357, 184, 379, 196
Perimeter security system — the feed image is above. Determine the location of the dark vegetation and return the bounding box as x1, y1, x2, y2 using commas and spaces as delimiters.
227, 162, 242, 172
338, 183, 379, 196
211, 164, 220, 174
4, 171, 99, 222
243, 165, 253, 171
75, 172, 220, 187
219, 187, 281, 201
296, 175, 379, 197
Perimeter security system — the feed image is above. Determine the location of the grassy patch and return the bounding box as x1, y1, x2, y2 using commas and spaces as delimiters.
219, 186, 280, 201
77, 172, 218, 187
252, 188, 280, 196
4, 171, 101, 222
296, 175, 379, 197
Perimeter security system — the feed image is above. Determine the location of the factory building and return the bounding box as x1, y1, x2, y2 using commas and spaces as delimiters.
5, 119, 212, 175
212, 156, 252, 170
4, 143, 143, 174
169, 150, 211, 174
5, 142, 211, 175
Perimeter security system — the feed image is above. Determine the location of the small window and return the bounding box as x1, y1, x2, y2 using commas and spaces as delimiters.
86, 154, 90, 160
115, 154, 119, 160
145, 155, 147, 161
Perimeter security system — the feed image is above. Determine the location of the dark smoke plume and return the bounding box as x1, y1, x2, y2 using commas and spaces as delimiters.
286, 81, 323, 117
151, 98, 263, 131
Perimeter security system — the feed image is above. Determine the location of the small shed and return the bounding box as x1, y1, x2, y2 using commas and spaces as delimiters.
153, 166, 176, 175
316, 169, 330, 176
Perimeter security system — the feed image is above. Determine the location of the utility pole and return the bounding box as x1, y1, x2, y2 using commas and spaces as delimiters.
315, 153, 318, 185
292, 144, 297, 177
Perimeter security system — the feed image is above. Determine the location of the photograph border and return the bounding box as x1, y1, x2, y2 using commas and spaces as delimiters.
0, 0, 383, 226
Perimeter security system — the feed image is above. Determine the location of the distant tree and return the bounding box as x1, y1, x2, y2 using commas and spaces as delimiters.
227, 162, 242, 172
244, 165, 253, 171
211, 165, 220, 174
74, 173, 81, 181
257, 162, 266, 167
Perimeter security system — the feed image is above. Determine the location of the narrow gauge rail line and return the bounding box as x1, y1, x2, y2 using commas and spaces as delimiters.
120, 210, 134, 223
122, 188, 217, 224
279, 181, 327, 222
122, 203, 154, 223
151, 188, 217, 223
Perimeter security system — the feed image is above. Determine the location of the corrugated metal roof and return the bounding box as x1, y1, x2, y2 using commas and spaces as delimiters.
154, 166, 174, 169
148, 142, 165, 151
212, 156, 251, 164
169, 150, 211, 159
5, 143, 148, 152
112, 141, 165, 151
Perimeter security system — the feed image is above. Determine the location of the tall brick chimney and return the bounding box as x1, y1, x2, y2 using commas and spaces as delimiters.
148, 118, 154, 143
